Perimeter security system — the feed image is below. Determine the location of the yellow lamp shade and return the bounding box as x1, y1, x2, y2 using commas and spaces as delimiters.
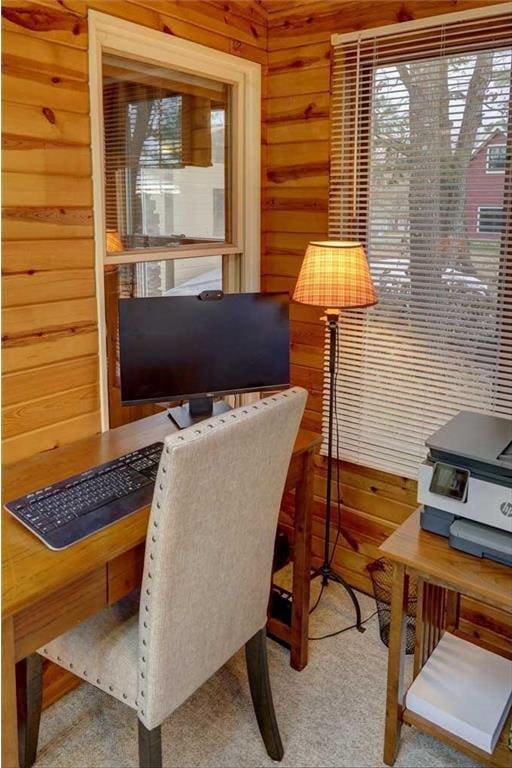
106, 230, 124, 253
293, 240, 378, 310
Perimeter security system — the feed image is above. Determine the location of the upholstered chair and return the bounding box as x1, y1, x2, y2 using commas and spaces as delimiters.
17, 387, 307, 768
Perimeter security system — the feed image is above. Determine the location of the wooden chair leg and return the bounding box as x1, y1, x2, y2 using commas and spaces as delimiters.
245, 629, 284, 762
138, 720, 162, 768
16, 654, 43, 768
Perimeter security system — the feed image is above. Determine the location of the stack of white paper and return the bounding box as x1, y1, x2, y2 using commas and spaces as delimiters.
406, 632, 512, 753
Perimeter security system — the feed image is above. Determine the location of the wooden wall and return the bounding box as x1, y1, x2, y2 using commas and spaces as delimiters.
263, 0, 512, 650
1, 0, 267, 466
2, 0, 510, 672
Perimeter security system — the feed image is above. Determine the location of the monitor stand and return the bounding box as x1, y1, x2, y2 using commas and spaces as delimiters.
167, 396, 232, 430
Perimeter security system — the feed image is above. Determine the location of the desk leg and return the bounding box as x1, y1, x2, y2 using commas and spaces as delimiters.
2, 616, 19, 768
290, 449, 314, 671
383, 563, 408, 766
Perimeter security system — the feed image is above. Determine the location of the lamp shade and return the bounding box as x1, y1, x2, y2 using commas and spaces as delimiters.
106, 230, 124, 253
293, 240, 378, 309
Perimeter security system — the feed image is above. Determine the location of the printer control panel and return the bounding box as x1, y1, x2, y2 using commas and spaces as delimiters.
429, 462, 469, 502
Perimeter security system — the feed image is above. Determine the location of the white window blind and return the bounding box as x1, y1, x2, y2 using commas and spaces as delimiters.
329, 6, 512, 478
102, 54, 230, 255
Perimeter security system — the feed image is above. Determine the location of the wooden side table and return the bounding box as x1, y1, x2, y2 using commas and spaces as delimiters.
380, 509, 512, 768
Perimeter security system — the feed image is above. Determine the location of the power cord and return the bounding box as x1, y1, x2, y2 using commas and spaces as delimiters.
309, 609, 378, 641
309, 583, 325, 615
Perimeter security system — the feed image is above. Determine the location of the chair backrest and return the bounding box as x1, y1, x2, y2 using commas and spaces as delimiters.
137, 387, 307, 730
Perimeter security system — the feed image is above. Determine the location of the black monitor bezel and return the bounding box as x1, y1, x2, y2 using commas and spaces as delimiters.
120, 381, 291, 406
118, 292, 290, 406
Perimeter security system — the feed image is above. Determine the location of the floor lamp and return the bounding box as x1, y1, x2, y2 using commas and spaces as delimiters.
293, 241, 378, 631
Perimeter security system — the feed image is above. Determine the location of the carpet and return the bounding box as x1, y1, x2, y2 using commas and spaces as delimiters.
34, 576, 479, 767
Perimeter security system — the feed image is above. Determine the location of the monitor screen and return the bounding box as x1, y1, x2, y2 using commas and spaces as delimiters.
119, 292, 290, 404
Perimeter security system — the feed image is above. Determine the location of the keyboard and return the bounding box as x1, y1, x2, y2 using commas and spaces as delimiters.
5, 442, 164, 550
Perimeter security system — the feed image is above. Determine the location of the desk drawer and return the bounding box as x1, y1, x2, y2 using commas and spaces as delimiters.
107, 545, 145, 604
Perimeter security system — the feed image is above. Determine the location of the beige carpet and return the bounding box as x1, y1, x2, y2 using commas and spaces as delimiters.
35, 576, 479, 768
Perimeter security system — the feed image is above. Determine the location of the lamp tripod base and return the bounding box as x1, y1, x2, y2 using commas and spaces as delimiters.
311, 563, 365, 632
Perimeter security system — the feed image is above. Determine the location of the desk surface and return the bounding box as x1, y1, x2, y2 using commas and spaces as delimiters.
380, 509, 512, 613
2, 412, 320, 619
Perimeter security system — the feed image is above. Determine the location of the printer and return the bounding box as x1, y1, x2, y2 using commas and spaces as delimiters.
418, 411, 512, 566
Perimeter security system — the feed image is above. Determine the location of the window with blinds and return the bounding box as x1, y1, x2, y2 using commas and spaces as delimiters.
102, 54, 231, 255
329, 7, 512, 478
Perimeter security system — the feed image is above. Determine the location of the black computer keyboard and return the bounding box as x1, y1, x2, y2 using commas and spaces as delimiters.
5, 442, 164, 550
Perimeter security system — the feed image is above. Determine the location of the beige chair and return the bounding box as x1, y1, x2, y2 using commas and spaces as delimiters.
17, 387, 307, 768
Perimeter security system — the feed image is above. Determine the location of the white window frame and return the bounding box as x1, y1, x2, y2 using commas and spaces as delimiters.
477, 205, 504, 233
89, 11, 261, 429
486, 144, 506, 173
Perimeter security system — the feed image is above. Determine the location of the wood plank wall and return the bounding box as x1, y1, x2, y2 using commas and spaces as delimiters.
263, 0, 512, 650
2, 0, 510, 680
1, 0, 267, 467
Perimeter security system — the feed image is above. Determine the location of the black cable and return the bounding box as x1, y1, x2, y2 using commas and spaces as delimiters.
309, 610, 378, 641
309, 583, 325, 615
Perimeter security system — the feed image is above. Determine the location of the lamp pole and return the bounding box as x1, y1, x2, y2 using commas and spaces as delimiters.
317, 309, 364, 631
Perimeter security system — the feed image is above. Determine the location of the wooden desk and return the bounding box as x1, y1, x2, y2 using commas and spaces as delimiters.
2, 413, 320, 768
380, 509, 512, 768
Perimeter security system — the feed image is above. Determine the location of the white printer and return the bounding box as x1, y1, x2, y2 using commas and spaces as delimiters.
418, 411, 512, 566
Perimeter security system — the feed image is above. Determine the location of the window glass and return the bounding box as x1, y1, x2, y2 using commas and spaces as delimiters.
487, 145, 506, 172
477, 206, 505, 234
102, 54, 231, 253
128, 255, 222, 298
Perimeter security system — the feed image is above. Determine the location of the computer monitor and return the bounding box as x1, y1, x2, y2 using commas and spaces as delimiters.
118, 291, 290, 428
